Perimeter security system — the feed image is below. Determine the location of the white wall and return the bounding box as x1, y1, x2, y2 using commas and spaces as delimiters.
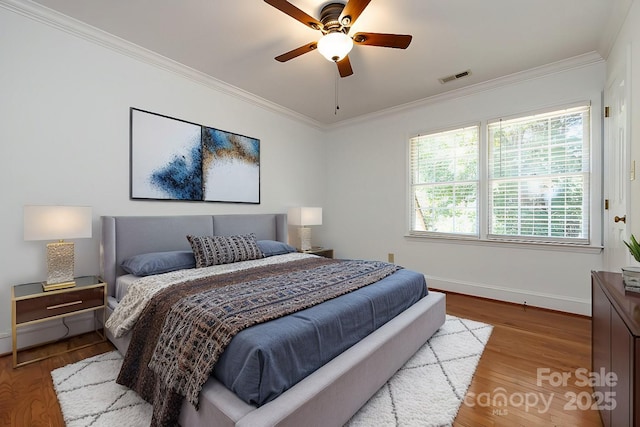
0, 6, 325, 353
0, 0, 622, 356
323, 62, 607, 315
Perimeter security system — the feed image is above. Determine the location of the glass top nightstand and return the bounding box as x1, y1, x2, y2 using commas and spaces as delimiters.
13, 275, 104, 299
302, 248, 334, 259
11, 275, 106, 367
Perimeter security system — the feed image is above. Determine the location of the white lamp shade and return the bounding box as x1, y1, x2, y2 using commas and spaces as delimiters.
288, 207, 323, 226
317, 32, 353, 62
24, 205, 92, 241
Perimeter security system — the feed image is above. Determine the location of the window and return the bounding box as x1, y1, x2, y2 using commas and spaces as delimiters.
410, 126, 479, 236
488, 106, 590, 243
409, 105, 591, 245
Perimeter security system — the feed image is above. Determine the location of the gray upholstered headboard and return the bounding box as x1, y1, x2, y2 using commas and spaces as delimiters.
100, 214, 287, 298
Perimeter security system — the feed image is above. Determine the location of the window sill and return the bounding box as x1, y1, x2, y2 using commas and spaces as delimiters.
404, 234, 603, 254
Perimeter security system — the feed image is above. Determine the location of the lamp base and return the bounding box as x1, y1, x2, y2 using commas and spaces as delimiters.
45, 241, 75, 291
299, 227, 312, 252
42, 280, 76, 292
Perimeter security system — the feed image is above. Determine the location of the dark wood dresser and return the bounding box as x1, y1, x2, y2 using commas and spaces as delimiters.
592, 271, 640, 427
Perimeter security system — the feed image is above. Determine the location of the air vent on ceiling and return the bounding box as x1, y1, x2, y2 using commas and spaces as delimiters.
439, 69, 471, 84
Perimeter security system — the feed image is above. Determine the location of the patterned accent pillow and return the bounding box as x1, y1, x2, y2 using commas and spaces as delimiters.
186, 234, 264, 268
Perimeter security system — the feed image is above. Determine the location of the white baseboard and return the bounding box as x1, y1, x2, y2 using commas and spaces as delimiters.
0, 312, 99, 356
426, 275, 591, 316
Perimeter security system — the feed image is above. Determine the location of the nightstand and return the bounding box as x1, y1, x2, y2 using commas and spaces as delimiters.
303, 247, 334, 259
11, 275, 107, 368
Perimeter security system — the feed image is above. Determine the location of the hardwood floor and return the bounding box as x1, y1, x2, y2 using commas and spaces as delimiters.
0, 337, 114, 427
447, 292, 603, 427
0, 292, 603, 427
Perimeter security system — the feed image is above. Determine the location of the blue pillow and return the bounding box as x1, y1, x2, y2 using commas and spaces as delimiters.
121, 251, 195, 276
257, 240, 297, 257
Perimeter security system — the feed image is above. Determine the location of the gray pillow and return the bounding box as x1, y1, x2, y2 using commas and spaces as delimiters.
121, 251, 195, 276
257, 240, 297, 257
187, 233, 264, 268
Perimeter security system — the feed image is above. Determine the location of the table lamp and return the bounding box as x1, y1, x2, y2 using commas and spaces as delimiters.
288, 207, 322, 251
24, 205, 92, 291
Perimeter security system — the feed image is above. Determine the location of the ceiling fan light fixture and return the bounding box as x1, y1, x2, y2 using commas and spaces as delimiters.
317, 32, 353, 62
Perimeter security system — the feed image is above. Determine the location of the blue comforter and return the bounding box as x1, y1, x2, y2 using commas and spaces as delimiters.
213, 268, 427, 405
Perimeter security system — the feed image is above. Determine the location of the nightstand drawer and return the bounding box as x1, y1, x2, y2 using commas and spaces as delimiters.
15, 287, 104, 324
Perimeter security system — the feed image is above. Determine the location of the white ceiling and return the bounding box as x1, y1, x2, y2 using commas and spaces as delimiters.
27, 0, 632, 126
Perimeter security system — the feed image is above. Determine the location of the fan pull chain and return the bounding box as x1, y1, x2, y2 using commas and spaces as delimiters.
334, 70, 340, 115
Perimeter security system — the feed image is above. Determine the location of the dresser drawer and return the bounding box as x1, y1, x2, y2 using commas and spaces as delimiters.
15, 286, 104, 324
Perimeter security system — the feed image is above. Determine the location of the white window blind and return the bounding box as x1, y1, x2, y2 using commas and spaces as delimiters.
410, 125, 479, 236
487, 105, 590, 243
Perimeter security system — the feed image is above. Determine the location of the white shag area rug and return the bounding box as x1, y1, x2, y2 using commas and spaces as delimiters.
52, 315, 492, 427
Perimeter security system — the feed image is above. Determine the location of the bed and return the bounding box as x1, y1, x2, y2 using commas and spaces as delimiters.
100, 214, 446, 427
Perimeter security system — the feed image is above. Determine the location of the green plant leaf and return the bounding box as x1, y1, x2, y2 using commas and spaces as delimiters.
624, 234, 640, 262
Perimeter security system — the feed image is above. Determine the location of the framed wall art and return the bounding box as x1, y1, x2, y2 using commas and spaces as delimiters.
130, 108, 260, 204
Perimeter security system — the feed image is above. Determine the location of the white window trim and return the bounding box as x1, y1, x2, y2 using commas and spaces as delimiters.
404, 233, 603, 254
406, 101, 602, 250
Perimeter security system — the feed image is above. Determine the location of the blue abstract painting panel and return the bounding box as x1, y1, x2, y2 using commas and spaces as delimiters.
130, 109, 203, 200
202, 127, 260, 203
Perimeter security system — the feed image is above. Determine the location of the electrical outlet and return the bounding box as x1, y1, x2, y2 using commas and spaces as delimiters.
388, 253, 395, 263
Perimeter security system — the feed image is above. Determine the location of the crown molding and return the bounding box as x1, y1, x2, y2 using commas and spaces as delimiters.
327, 51, 605, 131
0, 0, 324, 130
597, 0, 633, 59
1, 0, 610, 132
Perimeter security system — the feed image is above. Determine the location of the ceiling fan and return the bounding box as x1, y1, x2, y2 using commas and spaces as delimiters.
264, 0, 412, 77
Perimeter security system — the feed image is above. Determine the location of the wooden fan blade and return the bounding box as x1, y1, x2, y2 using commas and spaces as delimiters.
275, 42, 318, 62
353, 32, 412, 49
339, 0, 372, 28
264, 0, 323, 30
337, 56, 354, 78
